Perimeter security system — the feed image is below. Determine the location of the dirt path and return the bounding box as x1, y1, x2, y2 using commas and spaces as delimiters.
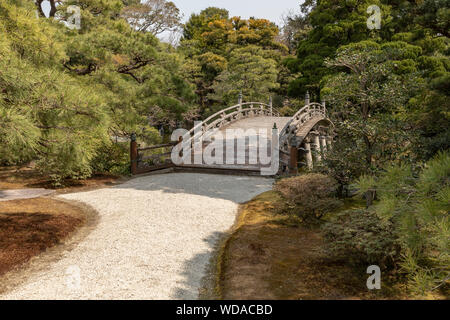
0, 173, 273, 300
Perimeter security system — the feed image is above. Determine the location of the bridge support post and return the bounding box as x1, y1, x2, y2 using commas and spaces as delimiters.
289, 146, 298, 174
320, 136, 327, 154
130, 133, 138, 175
313, 133, 322, 162
304, 139, 313, 170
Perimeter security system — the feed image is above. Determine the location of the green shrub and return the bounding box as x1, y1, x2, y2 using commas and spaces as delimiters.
327, 151, 450, 294
274, 174, 343, 223
322, 209, 401, 268
92, 141, 130, 176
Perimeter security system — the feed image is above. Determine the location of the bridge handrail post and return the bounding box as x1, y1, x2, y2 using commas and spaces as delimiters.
269, 96, 273, 116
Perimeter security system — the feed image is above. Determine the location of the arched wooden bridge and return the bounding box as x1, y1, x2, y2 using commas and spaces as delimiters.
131, 94, 334, 176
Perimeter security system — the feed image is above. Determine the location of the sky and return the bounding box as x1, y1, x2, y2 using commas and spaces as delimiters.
42, 0, 303, 26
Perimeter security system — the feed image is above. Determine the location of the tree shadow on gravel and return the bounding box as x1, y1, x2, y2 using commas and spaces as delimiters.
172, 231, 225, 300
117, 173, 274, 203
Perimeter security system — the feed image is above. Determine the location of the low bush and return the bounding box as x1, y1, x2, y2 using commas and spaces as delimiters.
322, 209, 401, 268
323, 151, 449, 295
91, 142, 130, 176
274, 174, 343, 223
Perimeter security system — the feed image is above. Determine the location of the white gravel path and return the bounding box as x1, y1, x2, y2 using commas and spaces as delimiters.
1, 173, 273, 300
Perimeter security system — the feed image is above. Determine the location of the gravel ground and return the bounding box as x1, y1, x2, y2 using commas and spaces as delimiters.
0, 173, 273, 300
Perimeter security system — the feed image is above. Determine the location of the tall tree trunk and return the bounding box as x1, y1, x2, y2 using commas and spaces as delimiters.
49, 0, 57, 17
363, 134, 373, 167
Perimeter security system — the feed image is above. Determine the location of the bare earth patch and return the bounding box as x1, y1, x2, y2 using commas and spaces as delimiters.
0, 198, 86, 276
219, 191, 417, 300
0, 166, 120, 192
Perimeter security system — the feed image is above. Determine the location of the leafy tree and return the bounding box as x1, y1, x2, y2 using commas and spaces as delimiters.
323, 41, 422, 171
279, 9, 311, 54
181, 52, 227, 113
179, 8, 289, 114
0, 0, 110, 182
415, 0, 450, 37
209, 46, 279, 107
1, 0, 196, 183
59, 0, 197, 131
323, 152, 449, 295
121, 0, 182, 35
287, 0, 392, 97
182, 7, 230, 41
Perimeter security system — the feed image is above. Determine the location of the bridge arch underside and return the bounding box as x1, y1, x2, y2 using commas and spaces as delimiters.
280, 118, 334, 174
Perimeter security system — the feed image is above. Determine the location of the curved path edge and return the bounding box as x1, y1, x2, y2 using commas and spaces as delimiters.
0, 173, 273, 300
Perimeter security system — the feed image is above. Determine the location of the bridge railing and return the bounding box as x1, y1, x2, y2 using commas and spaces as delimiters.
182, 102, 280, 148
130, 99, 330, 175
131, 139, 177, 175
279, 102, 327, 156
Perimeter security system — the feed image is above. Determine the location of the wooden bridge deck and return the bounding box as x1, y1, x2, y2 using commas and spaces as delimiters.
221, 116, 292, 133
179, 116, 291, 172
132, 101, 332, 176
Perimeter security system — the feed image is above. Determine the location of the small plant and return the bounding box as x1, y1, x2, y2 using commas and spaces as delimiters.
322, 209, 401, 268
274, 174, 343, 224
92, 142, 131, 176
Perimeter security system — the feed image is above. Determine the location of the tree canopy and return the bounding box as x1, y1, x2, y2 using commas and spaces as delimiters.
1, 0, 196, 182
1, 0, 448, 296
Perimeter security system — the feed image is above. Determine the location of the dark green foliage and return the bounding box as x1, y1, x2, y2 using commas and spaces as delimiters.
0, 0, 196, 183
287, 0, 386, 97
179, 8, 290, 115
323, 152, 449, 295
91, 142, 130, 175
274, 174, 343, 224
354, 151, 450, 294
319, 40, 423, 189
322, 209, 401, 268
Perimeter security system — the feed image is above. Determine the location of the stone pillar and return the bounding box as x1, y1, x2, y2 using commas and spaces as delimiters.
313, 133, 322, 162
320, 136, 327, 153
305, 91, 310, 105
304, 139, 313, 170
